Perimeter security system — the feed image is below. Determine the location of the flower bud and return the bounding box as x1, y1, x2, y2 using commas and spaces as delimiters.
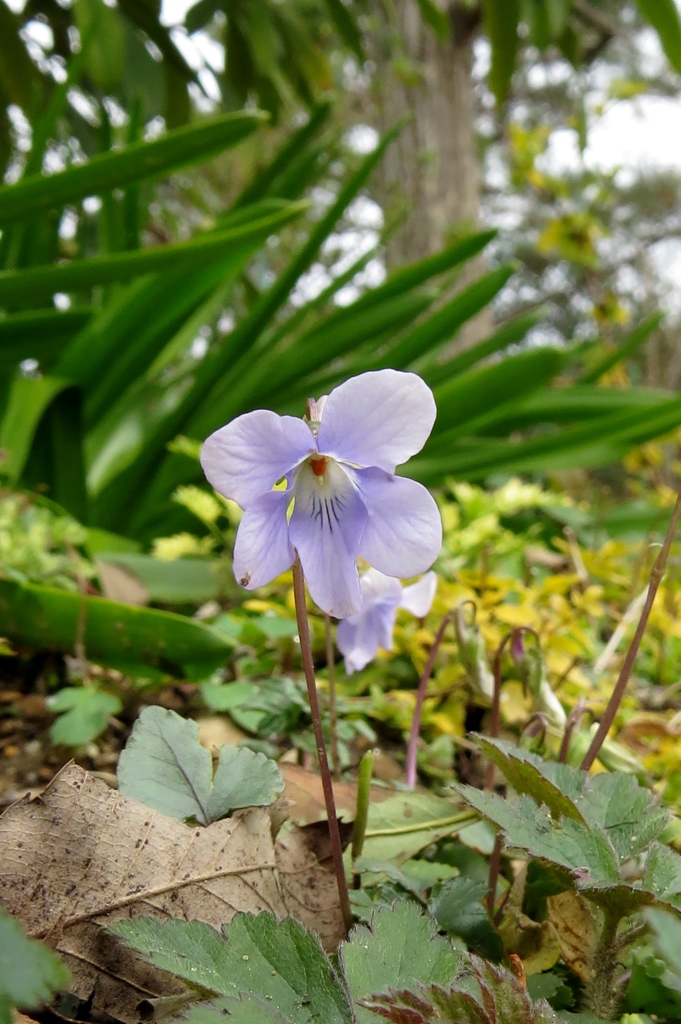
519, 713, 547, 754
454, 604, 494, 699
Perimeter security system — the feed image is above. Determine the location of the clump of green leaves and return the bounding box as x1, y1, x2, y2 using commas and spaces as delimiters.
0, 906, 70, 1024
0, 492, 95, 591
456, 737, 681, 1018
111, 902, 558, 1024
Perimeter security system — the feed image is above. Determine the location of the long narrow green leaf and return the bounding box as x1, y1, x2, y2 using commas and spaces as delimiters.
411, 393, 681, 482
0, 112, 267, 225
117, 0, 199, 83
0, 308, 92, 373
23, 387, 88, 522
0, 578, 232, 679
478, 384, 668, 435
236, 292, 435, 408
0, 3, 42, 110
579, 315, 663, 384
635, 0, 681, 75
251, 231, 495, 379
0, 375, 72, 482
368, 264, 515, 371
347, 231, 496, 315
235, 103, 332, 207
56, 200, 295, 389
484, 0, 520, 104
0, 203, 306, 304
431, 347, 566, 436
193, 227, 494, 430
421, 309, 543, 387
325, 0, 365, 59
96, 126, 405, 532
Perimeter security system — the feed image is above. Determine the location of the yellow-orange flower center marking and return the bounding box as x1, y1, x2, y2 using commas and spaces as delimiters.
310, 455, 328, 478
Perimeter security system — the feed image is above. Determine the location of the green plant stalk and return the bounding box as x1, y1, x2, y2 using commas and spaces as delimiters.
405, 612, 453, 789
351, 749, 374, 888
584, 904, 624, 1019
485, 630, 518, 917
324, 613, 341, 780
484, 630, 518, 790
581, 484, 681, 771
291, 556, 352, 934
364, 808, 478, 838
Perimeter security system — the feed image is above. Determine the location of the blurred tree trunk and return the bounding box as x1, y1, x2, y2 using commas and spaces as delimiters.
370, 0, 493, 348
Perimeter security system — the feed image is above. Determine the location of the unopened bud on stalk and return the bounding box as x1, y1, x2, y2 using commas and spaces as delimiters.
519, 713, 547, 754
454, 603, 495, 699
512, 633, 566, 729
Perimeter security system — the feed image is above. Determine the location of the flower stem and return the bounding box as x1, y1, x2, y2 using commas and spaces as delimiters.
351, 748, 374, 888
405, 612, 453, 789
292, 556, 352, 934
483, 630, 517, 791
584, 905, 623, 1019
324, 613, 341, 781
581, 485, 681, 772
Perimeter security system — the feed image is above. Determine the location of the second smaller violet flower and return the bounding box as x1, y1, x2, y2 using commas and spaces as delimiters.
336, 567, 437, 674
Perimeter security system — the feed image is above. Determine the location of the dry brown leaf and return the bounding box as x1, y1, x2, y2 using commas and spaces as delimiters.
497, 864, 560, 976
0, 763, 344, 1023
196, 715, 247, 751
279, 762, 392, 824
95, 560, 149, 606
546, 890, 598, 982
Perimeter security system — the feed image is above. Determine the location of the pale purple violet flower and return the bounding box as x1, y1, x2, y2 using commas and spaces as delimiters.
200, 369, 442, 618
336, 568, 438, 674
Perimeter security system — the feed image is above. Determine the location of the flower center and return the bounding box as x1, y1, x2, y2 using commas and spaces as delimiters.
309, 455, 328, 478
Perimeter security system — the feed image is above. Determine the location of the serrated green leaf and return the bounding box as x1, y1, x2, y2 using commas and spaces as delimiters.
472, 736, 586, 823
341, 902, 463, 1024
0, 907, 70, 1022
111, 913, 353, 1023
472, 738, 670, 863
117, 706, 283, 824
48, 687, 123, 746
454, 788, 621, 887
648, 908, 681, 980
362, 955, 556, 1023
643, 843, 681, 910
429, 877, 504, 961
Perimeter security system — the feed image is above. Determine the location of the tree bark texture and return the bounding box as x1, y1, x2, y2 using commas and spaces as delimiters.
369, 1, 492, 348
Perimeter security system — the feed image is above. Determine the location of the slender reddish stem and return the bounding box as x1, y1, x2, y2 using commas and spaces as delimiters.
324, 613, 341, 780
405, 613, 452, 789
581, 486, 681, 772
292, 557, 352, 933
558, 698, 585, 764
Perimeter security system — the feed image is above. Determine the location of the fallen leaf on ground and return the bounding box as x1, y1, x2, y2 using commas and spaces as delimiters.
546, 890, 598, 982
0, 763, 344, 1023
279, 762, 392, 824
